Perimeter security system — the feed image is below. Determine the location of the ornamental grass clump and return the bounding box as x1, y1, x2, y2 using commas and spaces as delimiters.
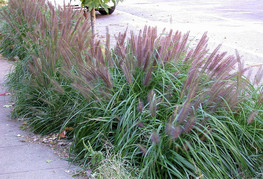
1, 0, 263, 178
2, 0, 94, 134
66, 26, 263, 178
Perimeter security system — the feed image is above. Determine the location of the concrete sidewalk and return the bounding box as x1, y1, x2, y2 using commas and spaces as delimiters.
0, 59, 76, 179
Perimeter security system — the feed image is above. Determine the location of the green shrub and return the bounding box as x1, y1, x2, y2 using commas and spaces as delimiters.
0, 0, 6, 6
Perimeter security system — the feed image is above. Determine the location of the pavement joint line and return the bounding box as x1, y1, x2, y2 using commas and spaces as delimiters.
0, 167, 70, 176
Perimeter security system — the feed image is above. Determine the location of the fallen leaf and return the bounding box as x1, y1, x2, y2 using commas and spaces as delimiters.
59, 130, 66, 139
65, 127, 73, 131
3, 105, 13, 108
58, 142, 67, 146
46, 160, 52, 163
0, 92, 10, 96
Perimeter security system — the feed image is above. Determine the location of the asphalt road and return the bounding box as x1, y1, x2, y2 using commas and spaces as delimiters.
96, 0, 263, 67
118, 0, 263, 22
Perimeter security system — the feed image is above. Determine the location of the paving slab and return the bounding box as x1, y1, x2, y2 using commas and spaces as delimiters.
0, 144, 71, 174
0, 168, 73, 179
